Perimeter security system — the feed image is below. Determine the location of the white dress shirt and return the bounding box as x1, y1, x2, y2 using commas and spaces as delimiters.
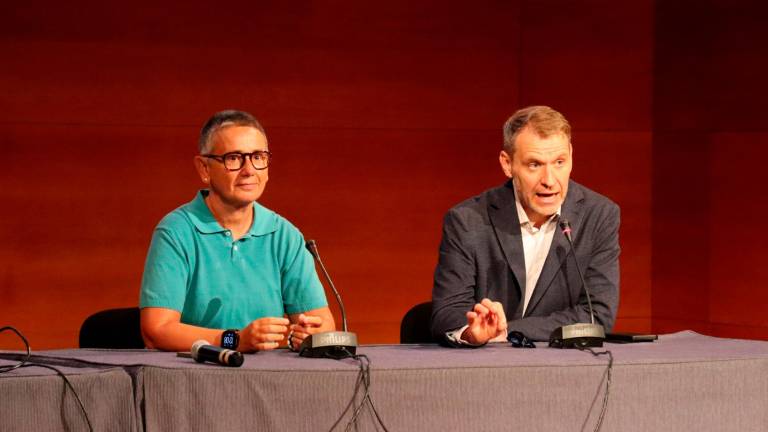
516, 197, 560, 315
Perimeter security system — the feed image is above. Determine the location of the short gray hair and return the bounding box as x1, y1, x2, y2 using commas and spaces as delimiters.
502, 106, 571, 155
198, 110, 266, 154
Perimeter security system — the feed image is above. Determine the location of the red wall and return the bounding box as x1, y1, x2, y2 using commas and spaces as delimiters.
4, 1, 759, 350
652, 1, 768, 339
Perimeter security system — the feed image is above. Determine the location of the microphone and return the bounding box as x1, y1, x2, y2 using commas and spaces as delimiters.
299, 240, 358, 359
548, 218, 606, 349
191, 340, 245, 367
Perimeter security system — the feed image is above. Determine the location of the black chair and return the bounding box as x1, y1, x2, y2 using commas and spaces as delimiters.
399, 301, 434, 344
79, 307, 144, 349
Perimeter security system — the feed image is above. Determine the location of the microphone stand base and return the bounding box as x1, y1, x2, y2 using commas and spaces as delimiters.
549, 323, 605, 349
298, 331, 358, 359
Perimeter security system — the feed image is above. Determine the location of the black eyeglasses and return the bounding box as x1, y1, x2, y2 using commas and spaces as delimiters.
508, 331, 536, 348
202, 151, 271, 171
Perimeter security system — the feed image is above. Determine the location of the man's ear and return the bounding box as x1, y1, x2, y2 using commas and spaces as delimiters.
194, 156, 210, 184
499, 150, 513, 178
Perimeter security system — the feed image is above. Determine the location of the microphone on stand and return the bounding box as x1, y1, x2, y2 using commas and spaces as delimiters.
298, 240, 358, 359
548, 218, 606, 348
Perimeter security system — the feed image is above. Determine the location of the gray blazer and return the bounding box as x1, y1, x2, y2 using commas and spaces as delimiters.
431, 179, 620, 343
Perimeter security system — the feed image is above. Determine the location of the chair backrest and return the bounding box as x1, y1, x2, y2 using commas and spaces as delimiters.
79, 307, 144, 349
399, 301, 434, 344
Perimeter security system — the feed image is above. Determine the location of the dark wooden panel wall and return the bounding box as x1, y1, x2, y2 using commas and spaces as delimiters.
1, 1, 763, 350
652, 1, 768, 339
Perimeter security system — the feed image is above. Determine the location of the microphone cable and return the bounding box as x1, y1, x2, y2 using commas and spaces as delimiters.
576, 346, 613, 432
0, 326, 94, 432
326, 349, 389, 432
0, 326, 30, 373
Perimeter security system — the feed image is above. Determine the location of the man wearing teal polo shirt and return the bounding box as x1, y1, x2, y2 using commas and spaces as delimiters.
140, 110, 334, 352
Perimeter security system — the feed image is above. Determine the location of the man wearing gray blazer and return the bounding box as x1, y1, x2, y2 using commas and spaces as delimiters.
431, 106, 620, 345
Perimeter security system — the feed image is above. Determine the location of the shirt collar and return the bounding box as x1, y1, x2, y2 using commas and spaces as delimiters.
513, 188, 561, 229
186, 190, 278, 237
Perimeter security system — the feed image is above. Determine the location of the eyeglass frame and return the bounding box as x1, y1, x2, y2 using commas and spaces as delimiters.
201, 150, 272, 171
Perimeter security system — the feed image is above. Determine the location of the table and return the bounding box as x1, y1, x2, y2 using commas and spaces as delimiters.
2, 331, 768, 431
0, 356, 137, 432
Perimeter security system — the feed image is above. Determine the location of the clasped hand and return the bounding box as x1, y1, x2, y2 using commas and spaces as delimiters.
288, 314, 324, 351
238, 314, 325, 352
461, 298, 508, 345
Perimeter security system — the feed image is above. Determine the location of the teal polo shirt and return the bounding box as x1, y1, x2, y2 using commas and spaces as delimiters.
139, 190, 328, 329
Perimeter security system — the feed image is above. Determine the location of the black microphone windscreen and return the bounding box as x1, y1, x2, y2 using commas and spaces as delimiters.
305, 240, 319, 258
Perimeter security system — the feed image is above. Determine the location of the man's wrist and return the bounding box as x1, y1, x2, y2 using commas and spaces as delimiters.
461, 328, 493, 346
461, 327, 478, 344
221, 329, 240, 350
446, 325, 486, 347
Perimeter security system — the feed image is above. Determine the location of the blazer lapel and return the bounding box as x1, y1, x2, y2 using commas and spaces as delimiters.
525, 182, 584, 316
487, 181, 526, 311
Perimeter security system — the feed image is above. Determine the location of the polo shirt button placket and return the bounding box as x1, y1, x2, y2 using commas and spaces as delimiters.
224, 231, 235, 258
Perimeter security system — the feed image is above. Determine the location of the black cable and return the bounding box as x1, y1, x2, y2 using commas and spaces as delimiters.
0, 326, 94, 432
577, 346, 613, 432
0, 326, 31, 373
344, 354, 388, 432
19, 363, 95, 432
326, 350, 389, 432
344, 355, 370, 431
327, 354, 367, 431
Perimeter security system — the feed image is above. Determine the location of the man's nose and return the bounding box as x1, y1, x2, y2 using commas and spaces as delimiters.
239, 156, 257, 175
540, 165, 555, 187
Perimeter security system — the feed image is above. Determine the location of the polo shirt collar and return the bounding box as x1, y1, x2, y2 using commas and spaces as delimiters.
187, 190, 278, 237
248, 202, 279, 237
